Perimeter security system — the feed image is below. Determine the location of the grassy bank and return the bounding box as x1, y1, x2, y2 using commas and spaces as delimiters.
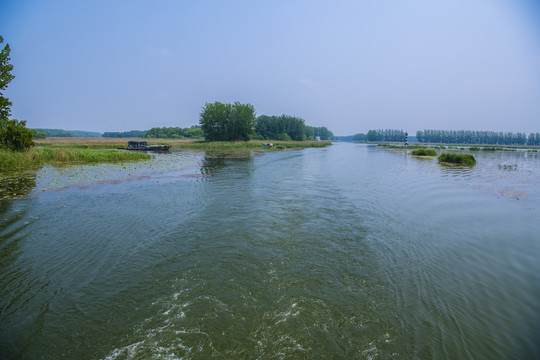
34, 138, 332, 151
438, 153, 476, 165
1, 148, 151, 171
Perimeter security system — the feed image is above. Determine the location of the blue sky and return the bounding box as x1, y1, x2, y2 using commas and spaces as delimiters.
1, 0, 539, 135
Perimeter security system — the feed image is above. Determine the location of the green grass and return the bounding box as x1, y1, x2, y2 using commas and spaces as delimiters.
438, 153, 476, 165
1, 148, 151, 171
410, 148, 437, 156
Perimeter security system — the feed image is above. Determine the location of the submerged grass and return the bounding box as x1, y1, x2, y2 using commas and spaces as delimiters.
1, 148, 151, 171
438, 153, 476, 166
410, 148, 437, 156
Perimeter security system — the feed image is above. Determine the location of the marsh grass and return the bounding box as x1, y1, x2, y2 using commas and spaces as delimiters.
438, 153, 476, 166
34, 138, 332, 151
1, 148, 151, 171
410, 148, 437, 156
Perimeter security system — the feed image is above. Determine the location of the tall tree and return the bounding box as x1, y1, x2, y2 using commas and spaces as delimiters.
0, 36, 15, 121
0, 35, 34, 151
199, 102, 256, 141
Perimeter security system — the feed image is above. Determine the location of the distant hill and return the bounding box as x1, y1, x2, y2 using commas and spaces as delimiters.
33, 129, 102, 137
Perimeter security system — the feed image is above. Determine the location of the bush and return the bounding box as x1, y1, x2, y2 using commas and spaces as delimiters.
410, 148, 437, 156
438, 153, 476, 165
0, 119, 34, 151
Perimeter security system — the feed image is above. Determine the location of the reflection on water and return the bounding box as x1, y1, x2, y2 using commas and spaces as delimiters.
1, 144, 539, 359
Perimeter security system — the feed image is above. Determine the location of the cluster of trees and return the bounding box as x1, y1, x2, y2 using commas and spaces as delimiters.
255, 115, 305, 141
416, 129, 540, 145
199, 102, 256, 141
305, 125, 333, 141
143, 126, 203, 139
367, 129, 407, 142
1, 35, 33, 151
254, 115, 333, 141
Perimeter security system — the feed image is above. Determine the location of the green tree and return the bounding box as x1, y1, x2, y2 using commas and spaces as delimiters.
0, 36, 33, 151
199, 102, 256, 141
0, 36, 15, 121
0, 119, 34, 151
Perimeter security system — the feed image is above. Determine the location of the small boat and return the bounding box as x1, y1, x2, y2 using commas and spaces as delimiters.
118, 141, 171, 152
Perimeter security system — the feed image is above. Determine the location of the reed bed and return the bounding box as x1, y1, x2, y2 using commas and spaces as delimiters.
1, 148, 151, 171
438, 153, 476, 165
410, 148, 437, 156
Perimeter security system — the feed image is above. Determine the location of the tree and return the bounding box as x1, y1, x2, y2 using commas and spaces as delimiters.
0, 36, 15, 122
199, 102, 256, 141
0, 119, 34, 151
0, 36, 33, 151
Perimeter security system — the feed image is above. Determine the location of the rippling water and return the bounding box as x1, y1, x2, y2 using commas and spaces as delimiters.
1, 144, 539, 359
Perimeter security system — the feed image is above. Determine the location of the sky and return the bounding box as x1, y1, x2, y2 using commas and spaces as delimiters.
1, 0, 539, 136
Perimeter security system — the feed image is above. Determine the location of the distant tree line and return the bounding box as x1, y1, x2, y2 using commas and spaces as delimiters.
103, 130, 146, 138
144, 126, 203, 139
367, 129, 407, 142
335, 133, 367, 142
254, 115, 333, 141
103, 127, 204, 139
30, 129, 46, 139
31, 129, 100, 138
416, 129, 540, 145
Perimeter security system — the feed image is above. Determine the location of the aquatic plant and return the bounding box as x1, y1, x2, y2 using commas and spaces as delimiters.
438, 153, 476, 165
0, 148, 151, 171
410, 148, 437, 156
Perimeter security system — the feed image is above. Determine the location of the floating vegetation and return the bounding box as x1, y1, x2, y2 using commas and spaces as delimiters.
498, 164, 518, 171
438, 153, 476, 166
410, 148, 437, 156
0, 172, 37, 200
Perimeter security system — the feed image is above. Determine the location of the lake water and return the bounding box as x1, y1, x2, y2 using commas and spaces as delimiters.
1, 143, 539, 359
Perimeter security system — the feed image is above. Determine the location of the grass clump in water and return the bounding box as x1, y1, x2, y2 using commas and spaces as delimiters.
438, 153, 476, 165
410, 148, 437, 156
1, 148, 151, 171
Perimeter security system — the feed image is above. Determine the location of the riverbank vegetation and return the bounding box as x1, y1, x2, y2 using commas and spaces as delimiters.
0, 147, 151, 171
410, 148, 437, 156
33, 138, 331, 151
438, 153, 476, 165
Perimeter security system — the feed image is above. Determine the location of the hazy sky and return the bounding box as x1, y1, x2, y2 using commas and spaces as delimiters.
1, 0, 539, 135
